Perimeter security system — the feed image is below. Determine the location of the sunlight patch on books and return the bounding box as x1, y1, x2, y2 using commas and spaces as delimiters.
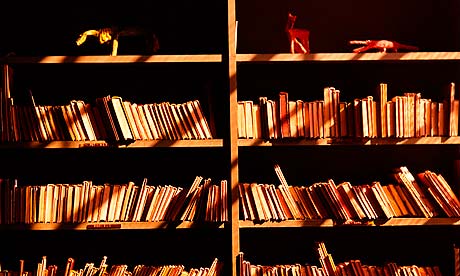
0, 176, 228, 227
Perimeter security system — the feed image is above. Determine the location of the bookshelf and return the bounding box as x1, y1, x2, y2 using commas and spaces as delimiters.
0, 1, 231, 276
233, 0, 460, 276
1, 0, 460, 276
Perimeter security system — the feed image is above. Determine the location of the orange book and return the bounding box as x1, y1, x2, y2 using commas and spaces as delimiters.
288, 100, 298, 138
278, 91, 290, 138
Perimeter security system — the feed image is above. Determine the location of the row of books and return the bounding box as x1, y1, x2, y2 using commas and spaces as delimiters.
5, 95, 214, 144
0, 176, 228, 224
237, 83, 459, 139
239, 242, 443, 276
10, 256, 222, 276
238, 165, 460, 223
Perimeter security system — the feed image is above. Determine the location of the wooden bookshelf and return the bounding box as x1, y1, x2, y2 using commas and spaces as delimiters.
1, 0, 460, 275
233, 0, 460, 275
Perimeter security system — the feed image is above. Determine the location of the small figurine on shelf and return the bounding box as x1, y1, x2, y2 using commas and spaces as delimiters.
349, 39, 419, 53
285, 13, 310, 54
76, 26, 160, 56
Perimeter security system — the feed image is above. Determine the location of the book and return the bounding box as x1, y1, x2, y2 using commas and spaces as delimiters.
237, 101, 247, 138
249, 183, 267, 222
336, 181, 366, 220
43, 105, 60, 140
155, 102, 173, 139
95, 95, 119, 142
252, 103, 262, 139
377, 83, 388, 138
192, 99, 213, 139
99, 183, 112, 222
381, 184, 403, 217
418, 170, 460, 217
59, 105, 76, 141
288, 100, 298, 138
107, 184, 120, 222
69, 100, 89, 141
129, 103, 149, 140
169, 102, 189, 139
266, 99, 276, 139
279, 91, 290, 138
331, 89, 340, 137
443, 82, 458, 136
110, 96, 135, 143
244, 100, 254, 138
161, 102, 181, 140
71, 100, 97, 141
132, 178, 149, 221
138, 104, 158, 139
393, 166, 436, 217
238, 183, 252, 221
140, 186, 157, 221
122, 100, 141, 140
323, 87, 333, 138
302, 101, 310, 138
179, 102, 199, 139
115, 181, 133, 221
145, 185, 162, 221
153, 102, 172, 139
185, 100, 206, 139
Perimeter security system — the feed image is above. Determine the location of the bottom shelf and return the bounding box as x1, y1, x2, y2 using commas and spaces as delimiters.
239, 241, 446, 275
240, 225, 460, 276
9, 256, 223, 276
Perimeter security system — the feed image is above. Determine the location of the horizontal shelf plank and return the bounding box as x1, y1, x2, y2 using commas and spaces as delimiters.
0, 221, 225, 230
236, 52, 460, 62
238, 137, 460, 146
239, 219, 334, 228
0, 139, 223, 148
0, 55, 223, 64
240, 218, 460, 228
376, 217, 460, 226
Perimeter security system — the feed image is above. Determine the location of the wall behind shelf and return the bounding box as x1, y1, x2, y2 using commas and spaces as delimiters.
0, 147, 229, 187
0, 0, 227, 56
238, 145, 460, 189
236, 61, 460, 104
236, 0, 460, 53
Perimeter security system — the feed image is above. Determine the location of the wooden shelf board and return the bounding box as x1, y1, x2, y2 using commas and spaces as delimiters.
236, 52, 460, 62
376, 217, 460, 226
0, 139, 223, 149
0, 55, 223, 64
239, 218, 460, 228
238, 137, 460, 146
239, 219, 334, 228
1, 221, 225, 230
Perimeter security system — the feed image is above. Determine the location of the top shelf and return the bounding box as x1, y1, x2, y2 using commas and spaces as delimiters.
3, 52, 458, 65
236, 52, 460, 62
0, 54, 223, 64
